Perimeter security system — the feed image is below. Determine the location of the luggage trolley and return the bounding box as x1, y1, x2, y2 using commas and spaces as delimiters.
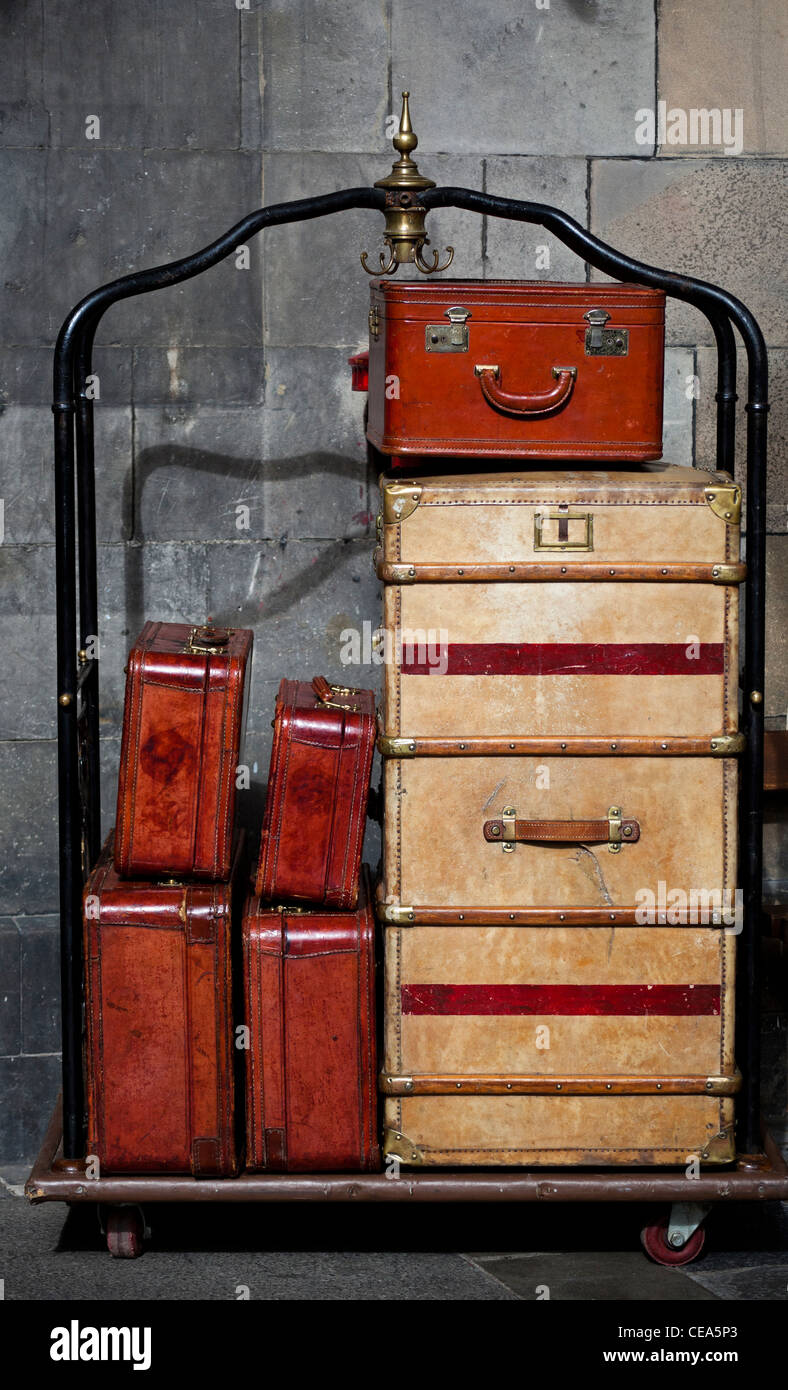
27, 94, 787, 1262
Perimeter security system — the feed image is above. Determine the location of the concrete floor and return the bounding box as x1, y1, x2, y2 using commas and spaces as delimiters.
2, 1161, 786, 1301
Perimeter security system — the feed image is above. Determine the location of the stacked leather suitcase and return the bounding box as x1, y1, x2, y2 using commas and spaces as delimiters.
84, 622, 253, 1175
243, 676, 379, 1172
368, 280, 743, 1167
83, 646, 380, 1176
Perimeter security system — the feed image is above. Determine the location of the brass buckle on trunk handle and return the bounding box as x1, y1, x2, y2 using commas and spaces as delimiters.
608, 805, 623, 853
184, 625, 232, 655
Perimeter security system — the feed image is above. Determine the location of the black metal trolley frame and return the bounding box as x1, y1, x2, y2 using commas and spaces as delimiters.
27, 99, 787, 1259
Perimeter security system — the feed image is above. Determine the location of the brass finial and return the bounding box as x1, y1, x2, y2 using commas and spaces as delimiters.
361, 91, 453, 276
374, 91, 435, 194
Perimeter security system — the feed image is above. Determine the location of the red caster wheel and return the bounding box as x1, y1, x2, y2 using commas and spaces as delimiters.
105, 1205, 146, 1259
641, 1219, 705, 1266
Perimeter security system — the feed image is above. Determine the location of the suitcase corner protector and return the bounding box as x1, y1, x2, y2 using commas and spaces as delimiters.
700, 1129, 737, 1164
383, 1128, 424, 1165
382, 481, 423, 525
703, 481, 741, 526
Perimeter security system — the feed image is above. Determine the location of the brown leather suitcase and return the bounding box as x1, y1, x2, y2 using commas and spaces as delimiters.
254, 676, 376, 908
243, 868, 379, 1171
83, 832, 243, 1175
115, 620, 253, 880
366, 280, 665, 462
377, 466, 743, 920
382, 924, 737, 1167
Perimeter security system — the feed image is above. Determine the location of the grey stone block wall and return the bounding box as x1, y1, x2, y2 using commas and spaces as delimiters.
0, 1, 785, 1160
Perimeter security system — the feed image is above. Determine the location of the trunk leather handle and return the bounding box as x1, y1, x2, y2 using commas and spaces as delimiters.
474, 364, 577, 417
484, 805, 639, 854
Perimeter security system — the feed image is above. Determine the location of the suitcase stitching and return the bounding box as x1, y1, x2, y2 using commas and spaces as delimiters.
213, 883, 231, 1172
364, 905, 377, 1166
335, 710, 375, 908
253, 918, 266, 1167
382, 441, 661, 454
117, 624, 151, 871
182, 909, 196, 1172
333, 727, 361, 907
260, 683, 295, 897
719, 929, 726, 1076
420, 498, 708, 508
206, 658, 235, 878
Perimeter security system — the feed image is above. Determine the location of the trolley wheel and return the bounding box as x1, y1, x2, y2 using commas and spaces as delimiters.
105, 1205, 146, 1259
640, 1218, 705, 1266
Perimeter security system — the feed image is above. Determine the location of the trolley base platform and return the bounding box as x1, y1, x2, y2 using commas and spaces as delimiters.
27, 1098, 788, 1206
26, 1100, 787, 1262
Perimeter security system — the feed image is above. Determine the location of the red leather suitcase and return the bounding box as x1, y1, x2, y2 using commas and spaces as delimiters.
243, 868, 379, 1172
367, 280, 665, 461
254, 676, 376, 908
83, 831, 242, 1175
115, 620, 253, 880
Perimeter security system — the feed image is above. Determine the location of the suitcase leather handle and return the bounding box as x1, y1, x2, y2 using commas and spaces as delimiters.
474, 364, 577, 417
311, 675, 364, 712
484, 806, 639, 854
312, 675, 336, 702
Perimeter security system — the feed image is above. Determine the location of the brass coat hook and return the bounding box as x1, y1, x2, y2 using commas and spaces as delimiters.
361, 92, 454, 276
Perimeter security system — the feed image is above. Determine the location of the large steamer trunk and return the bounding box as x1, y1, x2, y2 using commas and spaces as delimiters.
377, 465, 743, 1165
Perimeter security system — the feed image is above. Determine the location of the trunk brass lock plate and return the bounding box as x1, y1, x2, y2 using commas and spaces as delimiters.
534, 507, 594, 551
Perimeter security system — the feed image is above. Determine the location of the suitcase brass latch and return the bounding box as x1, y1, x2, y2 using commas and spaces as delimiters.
584, 308, 628, 356
501, 806, 516, 852
425, 305, 471, 352
185, 625, 233, 654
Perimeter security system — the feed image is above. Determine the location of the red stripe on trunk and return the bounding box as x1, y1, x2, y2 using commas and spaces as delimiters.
400, 642, 724, 676
401, 983, 720, 1016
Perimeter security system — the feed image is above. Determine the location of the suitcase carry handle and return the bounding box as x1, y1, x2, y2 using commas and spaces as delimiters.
184, 624, 232, 654
311, 675, 364, 712
474, 363, 577, 417
484, 805, 640, 854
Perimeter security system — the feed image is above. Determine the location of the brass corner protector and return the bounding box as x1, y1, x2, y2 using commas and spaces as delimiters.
378, 734, 417, 758
376, 901, 416, 925
383, 481, 423, 525
709, 731, 746, 756
704, 482, 742, 525
383, 1128, 424, 1165
700, 1127, 737, 1164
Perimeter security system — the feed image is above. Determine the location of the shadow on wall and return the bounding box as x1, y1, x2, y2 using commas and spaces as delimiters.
124, 442, 374, 628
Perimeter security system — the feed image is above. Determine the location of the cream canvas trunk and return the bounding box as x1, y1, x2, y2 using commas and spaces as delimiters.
377, 466, 743, 1166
